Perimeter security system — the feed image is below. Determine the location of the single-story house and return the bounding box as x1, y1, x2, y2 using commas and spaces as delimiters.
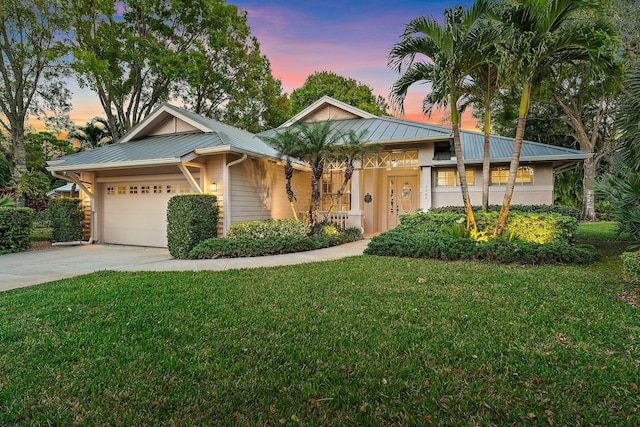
46, 182, 82, 198
47, 96, 589, 247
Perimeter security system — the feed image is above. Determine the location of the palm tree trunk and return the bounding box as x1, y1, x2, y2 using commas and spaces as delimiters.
482, 105, 491, 212
284, 162, 298, 220
582, 156, 597, 221
309, 161, 323, 225
494, 82, 531, 238
450, 95, 476, 233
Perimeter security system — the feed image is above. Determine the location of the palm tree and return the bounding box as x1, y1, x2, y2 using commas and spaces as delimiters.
617, 66, 640, 171
294, 121, 346, 224
67, 117, 113, 150
262, 127, 303, 220
492, 0, 614, 237
323, 130, 380, 219
461, 22, 502, 212
388, 1, 492, 233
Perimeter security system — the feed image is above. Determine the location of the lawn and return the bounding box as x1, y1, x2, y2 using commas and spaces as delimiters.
1, 223, 639, 425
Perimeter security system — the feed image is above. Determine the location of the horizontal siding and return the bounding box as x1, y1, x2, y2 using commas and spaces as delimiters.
229, 159, 310, 225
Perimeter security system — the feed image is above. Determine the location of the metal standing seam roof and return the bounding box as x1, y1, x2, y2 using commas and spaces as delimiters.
49, 103, 589, 172
258, 116, 590, 162
48, 105, 283, 171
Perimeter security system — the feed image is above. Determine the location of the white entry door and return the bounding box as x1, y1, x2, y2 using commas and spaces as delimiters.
102, 181, 189, 247
386, 175, 419, 230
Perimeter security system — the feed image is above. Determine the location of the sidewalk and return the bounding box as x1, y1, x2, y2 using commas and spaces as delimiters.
0, 239, 370, 292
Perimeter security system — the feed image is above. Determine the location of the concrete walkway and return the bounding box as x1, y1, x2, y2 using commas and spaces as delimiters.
0, 239, 370, 292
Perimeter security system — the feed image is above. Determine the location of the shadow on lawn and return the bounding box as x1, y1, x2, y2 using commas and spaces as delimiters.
576, 223, 639, 307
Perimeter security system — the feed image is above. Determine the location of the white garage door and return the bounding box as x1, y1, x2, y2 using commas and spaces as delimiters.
103, 181, 191, 247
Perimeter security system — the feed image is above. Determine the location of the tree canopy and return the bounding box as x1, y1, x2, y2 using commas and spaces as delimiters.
0, 0, 70, 200
290, 71, 388, 117
67, 0, 287, 140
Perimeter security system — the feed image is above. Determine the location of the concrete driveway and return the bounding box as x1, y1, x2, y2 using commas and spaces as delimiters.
0, 240, 369, 292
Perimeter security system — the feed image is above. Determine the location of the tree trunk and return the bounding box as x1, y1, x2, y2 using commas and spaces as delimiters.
450, 95, 476, 233
494, 83, 531, 238
482, 105, 491, 212
453, 127, 476, 233
10, 124, 28, 207
309, 161, 323, 225
284, 161, 298, 220
582, 156, 598, 221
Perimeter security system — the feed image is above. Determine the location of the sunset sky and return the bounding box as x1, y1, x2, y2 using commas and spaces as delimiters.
62, 0, 479, 132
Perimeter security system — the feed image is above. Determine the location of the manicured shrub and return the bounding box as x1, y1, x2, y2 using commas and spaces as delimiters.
49, 198, 84, 242
0, 207, 33, 254
227, 218, 309, 240
167, 194, 218, 258
364, 229, 598, 265
190, 236, 324, 259
506, 213, 577, 244
621, 250, 640, 285
429, 204, 581, 220
398, 211, 577, 244
189, 226, 362, 259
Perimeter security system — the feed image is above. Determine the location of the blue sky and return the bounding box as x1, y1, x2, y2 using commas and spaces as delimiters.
67, 0, 478, 129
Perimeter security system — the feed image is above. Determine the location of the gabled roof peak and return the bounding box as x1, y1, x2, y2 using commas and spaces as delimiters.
279, 95, 377, 128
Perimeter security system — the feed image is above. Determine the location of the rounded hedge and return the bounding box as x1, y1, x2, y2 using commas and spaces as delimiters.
0, 207, 33, 254
49, 198, 84, 242
167, 194, 218, 258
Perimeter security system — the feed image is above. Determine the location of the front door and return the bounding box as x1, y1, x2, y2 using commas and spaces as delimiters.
386, 175, 419, 230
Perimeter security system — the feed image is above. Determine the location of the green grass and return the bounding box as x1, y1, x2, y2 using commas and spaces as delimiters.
1, 224, 639, 425
29, 227, 52, 242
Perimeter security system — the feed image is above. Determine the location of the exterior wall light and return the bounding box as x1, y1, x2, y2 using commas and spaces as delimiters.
209, 183, 218, 193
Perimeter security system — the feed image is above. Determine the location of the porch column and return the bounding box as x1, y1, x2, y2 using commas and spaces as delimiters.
421, 166, 432, 211
347, 161, 364, 231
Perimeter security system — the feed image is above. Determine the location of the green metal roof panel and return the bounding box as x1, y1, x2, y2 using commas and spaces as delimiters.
49, 133, 226, 169
258, 117, 589, 162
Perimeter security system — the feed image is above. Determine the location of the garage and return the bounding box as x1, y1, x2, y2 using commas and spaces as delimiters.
102, 180, 191, 247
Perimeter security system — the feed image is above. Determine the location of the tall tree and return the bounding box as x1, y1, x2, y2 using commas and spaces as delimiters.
261, 127, 303, 219
462, 22, 502, 212
68, 0, 274, 140
179, 15, 289, 133
389, 1, 493, 233
492, 0, 614, 237
290, 71, 388, 117
545, 62, 620, 221
0, 0, 70, 204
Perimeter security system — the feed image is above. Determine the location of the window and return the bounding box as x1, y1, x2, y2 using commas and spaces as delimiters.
321, 170, 350, 211
490, 166, 534, 185
129, 186, 138, 194
180, 184, 190, 193
436, 168, 475, 186
117, 186, 126, 195
153, 185, 162, 194
166, 185, 176, 194
140, 185, 150, 194
106, 186, 114, 195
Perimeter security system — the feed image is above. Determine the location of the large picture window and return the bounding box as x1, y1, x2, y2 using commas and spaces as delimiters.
436, 168, 475, 186
490, 166, 534, 185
